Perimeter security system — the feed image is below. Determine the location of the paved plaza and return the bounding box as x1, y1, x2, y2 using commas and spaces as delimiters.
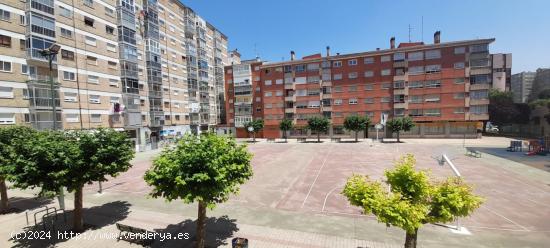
1, 137, 550, 247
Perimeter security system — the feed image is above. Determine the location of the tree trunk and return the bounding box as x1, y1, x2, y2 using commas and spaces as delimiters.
317, 132, 320, 143
284, 131, 287, 143
196, 200, 207, 248
355, 131, 358, 142
0, 177, 9, 213
253, 132, 256, 143
397, 131, 400, 143
404, 228, 418, 248
73, 186, 84, 232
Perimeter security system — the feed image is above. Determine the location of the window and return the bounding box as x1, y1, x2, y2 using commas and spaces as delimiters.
454, 62, 465, 69
364, 84, 373, 90
264, 80, 272, 86
348, 59, 357, 66
454, 47, 466, 54
381, 69, 391, 76
0, 61, 12, 72
85, 36, 96, 46
87, 75, 99, 84
409, 109, 423, 117
63, 71, 76, 81
334, 99, 342, 105
295, 64, 305, 72
107, 43, 116, 52
21, 64, 29, 74
381, 82, 391, 89
61, 49, 74, 61
348, 72, 358, 79
295, 77, 306, 84
0, 87, 14, 98
471, 105, 488, 114
409, 95, 422, 103
454, 107, 465, 114
84, 17, 95, 27
109, 79, 119, 87
470, 90, 489, 99
83, 0, 94, 7
394, 108, 405, 116
307, 88, 320, 96
308, 100, 320, 108
19, 39, 25, 51
348, 98, 358, 105
470, 58, 490, 67
364, 71, 374, 77
110, 96, 120, 103
425, 50, 441, 59
409, 81, 424, 89
60, 28, 73, 38
89, 95, 101, 104
454, 78, 465, 84
408, 51, 423, 61
108, 61, 117, 68
381, 97, 391, 103
59, 6, 72, 17
275, 79, 283, 85
307, 75, 320, 83
424, 109, 441, 116
276, 90, 283, 96
0, 35, 11, 48
307, 63, 319, 71
105, 25, 114, 35
333, 61, 342, 67
0, 9, 10, 21
470, 74, 491, 84
393, 81, 405, 89
265, 103, 272, 109
424, 94, 441, 102
105, 7, 114, 17
64, 92, 78, 102
348, 85, 357, 92
86, 56, 97, 65
264, 91, 272, 97
394, 95, 405, 103
393, 53, 405, 61
333, 74, 342, 80
409, 66, 424, 75
425, 80, 441, 88
295, 89, 307, 96
364, 97, 374, 104
19, 15, 26, 25
0, 113, 15, 124
454, 92, 465, 99
333, 86, 342, 93
470, 44, 488, 53
63, 114, 78, 123
364, 57, 374, 64
90, 114, 102, 123
381, 55, 391, 62
425, 64, 441, 73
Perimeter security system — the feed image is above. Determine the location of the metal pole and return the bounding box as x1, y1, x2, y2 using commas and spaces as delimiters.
98, 182, 102, 194
57, 187, 65, 210
48, 55, 57, 130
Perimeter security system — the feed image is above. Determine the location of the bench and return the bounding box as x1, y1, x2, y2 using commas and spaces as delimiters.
466, 148, 481, 158
267, 138, 276, 142
297, 137, 307, 142
331, 137, 341, 143
116, 223, 155, 245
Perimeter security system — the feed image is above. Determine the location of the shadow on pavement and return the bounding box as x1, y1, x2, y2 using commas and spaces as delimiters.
3, 196, 53, 214
152, 215, 238, 248
10, 200, 131, 248
467, 146, 550, 172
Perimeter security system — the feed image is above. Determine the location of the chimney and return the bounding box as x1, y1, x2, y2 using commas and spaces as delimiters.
390, 37, 395, 49
336, 52, 340, 56
326, 46, 330, 57
376, 48, 380, 51
434, 31, 441, 44
290, 51, 295, 61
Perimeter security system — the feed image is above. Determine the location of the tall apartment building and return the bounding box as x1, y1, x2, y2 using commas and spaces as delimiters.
528, 68, 550, 101
511, 71, 536, 103
224, 32, 512, 139
0, 0, 227, 150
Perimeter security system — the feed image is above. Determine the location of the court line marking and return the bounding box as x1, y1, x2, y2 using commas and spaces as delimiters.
301, 146, 333, 209
321, 184, 344, 212
480, 205, 530, 231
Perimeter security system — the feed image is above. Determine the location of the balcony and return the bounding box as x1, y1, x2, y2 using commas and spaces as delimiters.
393, 88, 408, 95
469, 113, 489, 121
393, 74, 406, 81
124, 112, 142, 127
285, 107, 296, 114
393, 61, 408, 68
321, 81, 332, 87
469, 99, 489, 105
322, 106, 332, 112
322, 93, 332, 99
394, 102, 408, 109
285, 95, 296, 102
284, 84, 295, 90
470, 83, 491, 91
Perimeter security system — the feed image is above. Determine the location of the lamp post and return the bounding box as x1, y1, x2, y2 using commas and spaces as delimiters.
39, 44, 64, 209
39, 44, 61, 130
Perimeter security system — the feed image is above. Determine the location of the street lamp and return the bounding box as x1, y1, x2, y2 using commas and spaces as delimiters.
39, 44, 60, 130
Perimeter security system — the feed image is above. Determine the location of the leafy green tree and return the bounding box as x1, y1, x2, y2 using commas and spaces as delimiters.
342, 154, 483, 248
343, 115, 371, 142
13, 129, 134, 231
244, 119, 264, 142
144, 134, 253, 248
279, 119, 294, 142
489, 89, 521, 127
307, 116, 330, 142
385, 117, 414, 142
0, 126, 36, 213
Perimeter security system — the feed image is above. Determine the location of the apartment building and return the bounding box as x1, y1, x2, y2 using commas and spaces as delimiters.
0, 0, 227, 150
511, 71, 536, 103
224, 32, 512, 139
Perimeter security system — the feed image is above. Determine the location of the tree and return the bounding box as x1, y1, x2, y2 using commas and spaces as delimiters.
344, 115, 370, 142
244, 119, 264, 142
489, 89, 521, 127
279, 119, 294, 142
307, 116, 330, 142
385, 117, 414, 142
13, 129, 134, 231
342, 154, 483, 248
0, 126, 36, 213
144, 133, 253, 248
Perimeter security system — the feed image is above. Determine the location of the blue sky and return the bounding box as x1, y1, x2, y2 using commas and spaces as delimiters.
183, 0, 550, 73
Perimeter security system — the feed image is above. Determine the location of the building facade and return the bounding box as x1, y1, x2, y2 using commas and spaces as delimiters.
511, 71, 536, 103
0, 0, 228, 150
224, 32, 511, 139
528, 68, 550, 101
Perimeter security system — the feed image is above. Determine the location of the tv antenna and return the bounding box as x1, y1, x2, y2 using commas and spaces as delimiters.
408, 24, 413, 42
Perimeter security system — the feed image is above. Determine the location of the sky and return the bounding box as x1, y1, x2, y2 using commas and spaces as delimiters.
183, 0, 550, 73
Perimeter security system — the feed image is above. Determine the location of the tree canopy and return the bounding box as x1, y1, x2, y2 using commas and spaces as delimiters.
279, 119, 294, 141
385, 117, 414, 142
342, 154, 483, 248
307, 116, 330, 142
343, 115, 371, 142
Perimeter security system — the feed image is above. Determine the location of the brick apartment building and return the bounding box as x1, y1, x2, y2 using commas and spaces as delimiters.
0, 0, 227, 151
224, 32, 512, 139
